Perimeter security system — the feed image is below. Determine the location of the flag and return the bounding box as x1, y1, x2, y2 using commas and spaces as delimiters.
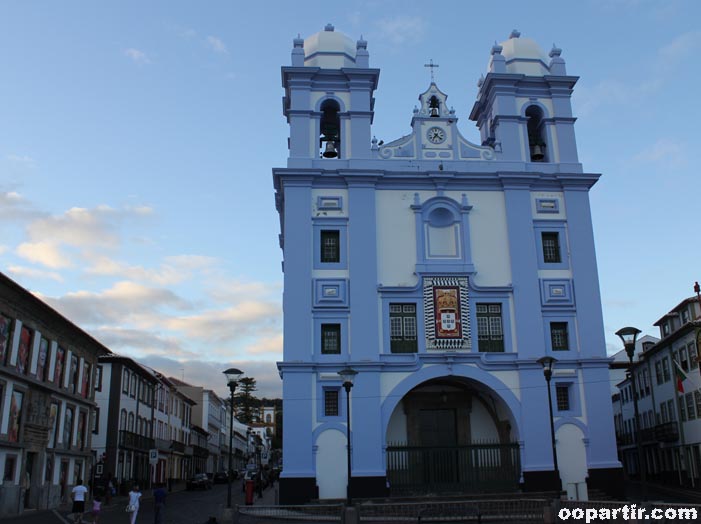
674, 359, 688, 394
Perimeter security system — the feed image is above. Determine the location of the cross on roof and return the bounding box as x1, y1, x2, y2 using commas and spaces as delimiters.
424, 59, 439, 82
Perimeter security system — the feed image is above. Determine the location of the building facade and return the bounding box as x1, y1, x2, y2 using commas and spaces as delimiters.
275, 26, 622, 503
613, 297, 701, 486
92, 355, 157, 493
0, 272, 108, 517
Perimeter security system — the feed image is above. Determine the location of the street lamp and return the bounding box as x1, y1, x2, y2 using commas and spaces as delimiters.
616, 326, 646, 501
338, 367, 357, 505
223, 367, 243, 509
537, 356, 561, 492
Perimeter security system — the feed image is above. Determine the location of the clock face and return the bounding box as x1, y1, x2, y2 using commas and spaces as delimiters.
427, 126, 446, 144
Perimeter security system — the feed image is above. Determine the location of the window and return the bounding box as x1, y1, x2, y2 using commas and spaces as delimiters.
3, 455, 16, 482
691, 343, 699, 369
680, 348, 689, 372
93, 408, 100, 434
8, 390, 24, 443
95, 366, 103, 392
477, 304, 504, 353
36, 337, 49, 381
128, 412, 135, 432
120, 409, 127, 431
122, 369, 129, 394
555, 384, 570, 411
54, 346, 66, 387
541, 232, 561, 263
321, 324, 341, 354
130, 374, 137, 398
320, 230, 340, 263
64, 407, 74, 448
70, 355, 79, 394
680, 397, 687, 422
682, 308, 690, 324
655, 361, 663, 385
660, 402, 668, 423
687, 393, 696, 420
662, 358, 671, 382
390, 304, 418, 353
324, 389, 339, 417
17, 326, 33, 375
668, 400, 676, 421
550, 322, 569, 351
0, 314, 12, 366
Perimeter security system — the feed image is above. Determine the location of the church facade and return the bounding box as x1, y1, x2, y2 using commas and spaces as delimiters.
274, 25, 622, 503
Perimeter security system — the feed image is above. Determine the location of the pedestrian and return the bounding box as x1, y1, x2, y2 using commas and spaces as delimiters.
71, 478, 88, 524
91, 495, 102, 524
153, 483, 166, 524
126, 484, 141, 524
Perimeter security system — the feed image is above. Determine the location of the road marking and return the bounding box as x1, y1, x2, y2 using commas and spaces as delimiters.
51, 509, 71, 524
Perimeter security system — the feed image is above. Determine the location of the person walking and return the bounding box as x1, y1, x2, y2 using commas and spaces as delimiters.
71, 478, 88, 524
127, 484, 141, 524
104, 473, 114, 506
91, 495, 102, 524
153, 483, 166, 524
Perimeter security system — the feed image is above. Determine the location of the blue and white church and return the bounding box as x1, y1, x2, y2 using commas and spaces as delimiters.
274, 25, 622, 503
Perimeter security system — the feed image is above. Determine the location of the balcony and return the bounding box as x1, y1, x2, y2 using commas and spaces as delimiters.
119, 430, 155, 452
654, 421, 679, 443
192, 444, 209, 458
155, 438, 171, 451
171, 440, 185, 454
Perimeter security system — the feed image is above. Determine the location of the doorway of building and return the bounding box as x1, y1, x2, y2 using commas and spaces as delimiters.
386, 377, 520, 495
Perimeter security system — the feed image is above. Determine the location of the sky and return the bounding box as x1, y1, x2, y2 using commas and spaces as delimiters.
1, 1, 699, 399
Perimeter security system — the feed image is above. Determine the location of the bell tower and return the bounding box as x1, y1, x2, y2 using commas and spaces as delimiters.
281, 24, 380, 165
470, 30, 579, 167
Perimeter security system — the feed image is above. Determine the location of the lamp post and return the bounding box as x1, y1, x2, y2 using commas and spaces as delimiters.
537, 356, 561, 492
338, 367, 357, 505
616, 326, 646, 501
223, 367, 243, 510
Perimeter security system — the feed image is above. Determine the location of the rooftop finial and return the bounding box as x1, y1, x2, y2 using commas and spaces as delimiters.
325, 23, 335, 32
509, 29, 521, 39
491, 41, 503, 55
424, 58, 439, 83
549, 43, 562, 58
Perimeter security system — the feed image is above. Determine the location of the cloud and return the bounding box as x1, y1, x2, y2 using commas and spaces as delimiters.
6, 265, 63, 282
165, 299, 281, 343
26, 206, 120, 249
632, 138, 686, 167
574, 31, 700, 116
124, 48, 151, 65
92, 326, 193, 357
37, 280, 191, 326
206, 36, 228, 54
139, 355, 283, 399
85, 253, 218, 286
375, 15, 425, 46
246, 334, 283, 355
0, 191, 44, 222
16, 241, 73, 269
6, 154, 35, 167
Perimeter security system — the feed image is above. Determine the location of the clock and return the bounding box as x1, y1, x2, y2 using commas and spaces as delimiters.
427, 126, 446, 144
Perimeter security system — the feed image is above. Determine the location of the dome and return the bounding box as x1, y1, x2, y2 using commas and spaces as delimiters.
304, 24, 357, 68
489, 30, 550, 76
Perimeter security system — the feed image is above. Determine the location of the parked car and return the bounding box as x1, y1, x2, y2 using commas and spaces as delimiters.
213, 471, 229, 484
186, 473, 213, 490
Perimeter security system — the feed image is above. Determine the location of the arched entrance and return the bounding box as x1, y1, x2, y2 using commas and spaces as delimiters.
385, 377, 521, 495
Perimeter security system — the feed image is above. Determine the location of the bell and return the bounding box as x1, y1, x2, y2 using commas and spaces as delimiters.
323, 140, 338, 158
430, 107, 439, 117
530, 144, 545, 161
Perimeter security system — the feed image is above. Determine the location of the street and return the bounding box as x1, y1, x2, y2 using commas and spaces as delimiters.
2, 481, 274, 524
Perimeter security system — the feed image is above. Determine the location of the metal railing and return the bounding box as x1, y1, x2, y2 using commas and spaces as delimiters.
386, 442, 521, 494
118, 430, 155, 451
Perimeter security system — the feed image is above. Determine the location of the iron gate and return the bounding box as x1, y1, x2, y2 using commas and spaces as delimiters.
386, 442, 521, 494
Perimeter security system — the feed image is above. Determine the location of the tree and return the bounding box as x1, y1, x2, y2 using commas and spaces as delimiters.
235, 377, 258, 424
